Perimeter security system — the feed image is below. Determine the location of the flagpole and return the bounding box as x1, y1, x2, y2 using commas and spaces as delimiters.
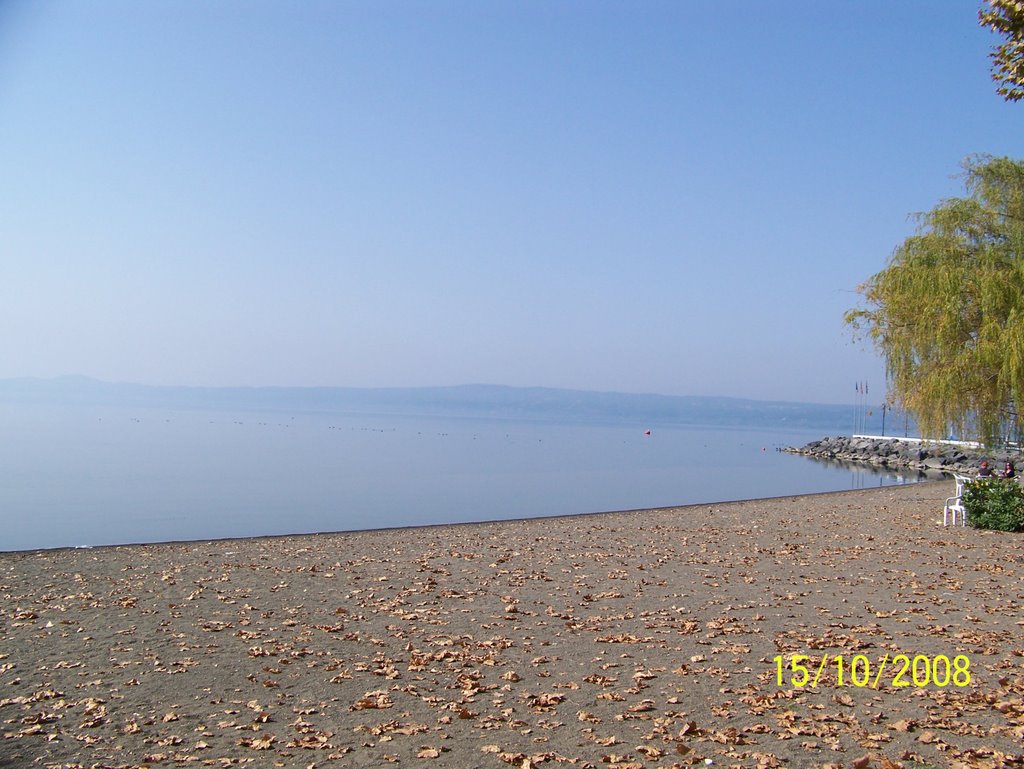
855, 382, 860, 434
864, 381, 868, 434
857, 381, 863, 435
856, 382, 860, 434
853, 383, 859, 435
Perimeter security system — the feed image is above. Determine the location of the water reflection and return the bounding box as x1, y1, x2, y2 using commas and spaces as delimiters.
798, 454, 946, 489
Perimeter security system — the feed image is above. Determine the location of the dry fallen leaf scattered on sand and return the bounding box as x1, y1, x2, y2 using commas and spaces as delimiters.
1, 483, 1023, 768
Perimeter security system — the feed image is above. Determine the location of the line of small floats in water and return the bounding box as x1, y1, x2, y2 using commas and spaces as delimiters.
99, 417, 775, 450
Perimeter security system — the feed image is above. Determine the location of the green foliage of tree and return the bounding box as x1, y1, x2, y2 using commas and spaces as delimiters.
980, 0, 1024, 102
846, 155, 1024, 444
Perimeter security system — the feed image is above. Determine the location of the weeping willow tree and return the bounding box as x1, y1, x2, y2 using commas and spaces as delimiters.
846, 155, 1024, 445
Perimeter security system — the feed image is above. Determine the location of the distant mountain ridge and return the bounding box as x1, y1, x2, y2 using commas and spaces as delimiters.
0, 375, 862, 432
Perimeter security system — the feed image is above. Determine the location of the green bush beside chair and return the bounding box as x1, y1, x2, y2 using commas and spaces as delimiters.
962, 478, 1024, 532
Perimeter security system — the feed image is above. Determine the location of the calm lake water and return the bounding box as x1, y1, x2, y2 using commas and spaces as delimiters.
0, 403, 924, 551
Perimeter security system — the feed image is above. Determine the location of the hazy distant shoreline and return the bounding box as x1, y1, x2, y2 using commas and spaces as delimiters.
0, 375, 895, 434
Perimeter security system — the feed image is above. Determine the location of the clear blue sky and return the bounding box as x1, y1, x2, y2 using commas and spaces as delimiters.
1, 1, 1021, 404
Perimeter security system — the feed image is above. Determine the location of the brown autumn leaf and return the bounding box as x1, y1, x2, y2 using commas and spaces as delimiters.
679, 720, 700, 736
239, 734, 276, 750
627, 699, 655, 713
394, 723, 429, 736
527, 692, 564, 710
351, 691, 393, 710
710, 727, 748, 745
636, 745, 664, 759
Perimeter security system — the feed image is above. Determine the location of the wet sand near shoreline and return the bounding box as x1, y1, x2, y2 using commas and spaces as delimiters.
1, 482, 1022, 769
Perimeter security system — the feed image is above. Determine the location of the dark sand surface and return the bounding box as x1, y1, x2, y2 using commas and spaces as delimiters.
1, 482, 1022, 769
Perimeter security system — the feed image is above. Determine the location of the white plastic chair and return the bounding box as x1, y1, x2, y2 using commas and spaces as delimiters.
953, 473, 971, 498
943, 473, 971, 526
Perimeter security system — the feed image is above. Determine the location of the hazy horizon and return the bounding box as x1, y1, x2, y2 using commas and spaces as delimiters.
2, 372, 886, 409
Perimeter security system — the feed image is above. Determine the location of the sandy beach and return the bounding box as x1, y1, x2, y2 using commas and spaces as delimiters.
1, 481, 1022, 769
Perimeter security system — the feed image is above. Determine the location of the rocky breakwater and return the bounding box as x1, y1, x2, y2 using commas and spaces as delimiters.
783, 435, 1024, 476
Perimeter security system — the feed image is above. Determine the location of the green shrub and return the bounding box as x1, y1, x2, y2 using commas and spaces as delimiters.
962, 478, 1024, 532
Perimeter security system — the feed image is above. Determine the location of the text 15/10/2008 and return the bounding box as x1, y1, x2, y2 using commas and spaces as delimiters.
773, 653, 971, 689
